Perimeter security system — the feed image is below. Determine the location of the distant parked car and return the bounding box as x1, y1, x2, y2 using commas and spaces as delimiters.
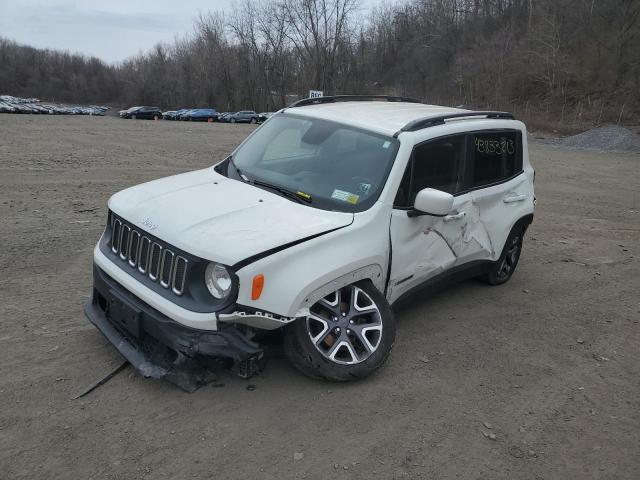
258, 112, 273, 122
170, 109, 192, 120
38, 104, 56, 114
0, 96, 109, 115
184, 108, 219, 122
15, 104, 36, 114
228, 110, 260, 124
0, 101, 16, 113
178, 109, 195, 120
120, 106, 162, 120
88, 106, 108, 116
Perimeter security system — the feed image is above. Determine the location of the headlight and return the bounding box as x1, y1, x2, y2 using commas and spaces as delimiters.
205, 262, 233, 299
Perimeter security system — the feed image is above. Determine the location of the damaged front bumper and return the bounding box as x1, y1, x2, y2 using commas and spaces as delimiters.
85, 265, 263, 391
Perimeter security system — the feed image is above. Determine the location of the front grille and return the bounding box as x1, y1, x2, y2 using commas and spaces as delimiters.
108, 215, 188, 296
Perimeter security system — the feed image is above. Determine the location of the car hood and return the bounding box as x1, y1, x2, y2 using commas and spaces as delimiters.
108, 168, 354, 266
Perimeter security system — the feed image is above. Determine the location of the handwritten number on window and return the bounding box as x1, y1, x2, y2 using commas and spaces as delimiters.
475, 137, 515, 155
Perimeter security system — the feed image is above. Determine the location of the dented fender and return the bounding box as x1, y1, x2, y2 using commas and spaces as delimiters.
232, 205, 391, 319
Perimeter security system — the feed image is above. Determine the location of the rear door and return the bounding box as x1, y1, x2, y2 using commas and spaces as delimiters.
466, 129, 531, 259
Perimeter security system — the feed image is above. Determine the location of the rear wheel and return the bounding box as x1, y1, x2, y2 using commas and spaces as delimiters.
481, 226, 524, 285
284, 281, 395, 381
153, 114, 159, 121
250, 117, 257, 124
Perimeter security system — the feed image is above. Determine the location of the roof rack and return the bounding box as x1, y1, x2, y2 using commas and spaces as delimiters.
288, 95, 421, 108
395, 111, 515, 137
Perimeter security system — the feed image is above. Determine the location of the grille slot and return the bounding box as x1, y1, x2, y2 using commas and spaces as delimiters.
159, 250, 174, 288
128, 231, 140, 267
112, 219, 122, 253
138, 236, 151, 273
119, 225, 131, 260
172, 256, 188, 295
107, 216, 189, 296
149, 243, 162, 281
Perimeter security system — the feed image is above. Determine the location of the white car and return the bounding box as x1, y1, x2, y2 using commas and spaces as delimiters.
85, 96, 535, 388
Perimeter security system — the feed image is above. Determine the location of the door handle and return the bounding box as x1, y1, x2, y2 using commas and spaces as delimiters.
443, 211, 466, 222
503, 193, 528, 203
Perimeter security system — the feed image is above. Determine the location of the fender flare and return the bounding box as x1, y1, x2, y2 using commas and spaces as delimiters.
293, 264, 384, 317
512, 213, 534, 235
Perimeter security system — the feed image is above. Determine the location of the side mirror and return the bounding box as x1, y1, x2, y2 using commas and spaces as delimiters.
409, 188, 454, 217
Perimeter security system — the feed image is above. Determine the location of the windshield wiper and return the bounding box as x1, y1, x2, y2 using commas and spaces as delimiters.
252, 180, 312, 204
228, 156, 249, 182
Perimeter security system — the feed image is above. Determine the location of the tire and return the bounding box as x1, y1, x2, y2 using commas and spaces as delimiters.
250, 117, 257, 124
131, 115, 137, 120
231, 118, 236, 123
153, 115, 159, 121
284, 281, 396, 381
481, 225, 525, 285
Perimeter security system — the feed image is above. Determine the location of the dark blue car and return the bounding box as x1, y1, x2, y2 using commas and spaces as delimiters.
184, 108, 219, 122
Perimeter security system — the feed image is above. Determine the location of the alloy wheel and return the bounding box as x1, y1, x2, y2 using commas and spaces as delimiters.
306, 285, 383, 365
496, 234, 521, 280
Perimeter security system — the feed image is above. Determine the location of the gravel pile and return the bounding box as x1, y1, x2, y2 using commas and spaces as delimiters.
556, 125, 640, 153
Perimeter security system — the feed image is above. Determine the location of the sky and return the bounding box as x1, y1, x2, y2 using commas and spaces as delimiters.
0, 0, 381, 64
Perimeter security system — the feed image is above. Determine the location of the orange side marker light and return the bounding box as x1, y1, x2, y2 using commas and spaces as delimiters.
252, 274, 265, 300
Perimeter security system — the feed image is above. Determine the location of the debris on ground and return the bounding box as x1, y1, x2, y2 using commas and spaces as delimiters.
294, 452, 304, 461
482, 430, 497, 440
72, 361, 129, 399
509, 445, 525, 458
549, 125, 640, 153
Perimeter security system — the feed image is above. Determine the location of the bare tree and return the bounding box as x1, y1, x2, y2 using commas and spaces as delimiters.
2, 0, 638, 125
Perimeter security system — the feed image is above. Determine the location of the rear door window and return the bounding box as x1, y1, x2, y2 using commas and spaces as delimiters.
470, 131, 522, 188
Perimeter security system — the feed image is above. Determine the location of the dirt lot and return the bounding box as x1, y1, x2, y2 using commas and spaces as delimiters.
1, 115, 638, 479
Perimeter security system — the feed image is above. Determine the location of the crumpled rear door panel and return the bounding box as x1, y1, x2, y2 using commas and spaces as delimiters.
435, 195, 494, 262
470, 174, 533, 260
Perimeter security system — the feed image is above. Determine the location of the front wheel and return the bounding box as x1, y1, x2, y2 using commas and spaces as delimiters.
481, 226, 524, 285
284, 281, 395, 381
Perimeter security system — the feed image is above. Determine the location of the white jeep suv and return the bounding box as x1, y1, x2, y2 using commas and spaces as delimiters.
85, 96, 535, 389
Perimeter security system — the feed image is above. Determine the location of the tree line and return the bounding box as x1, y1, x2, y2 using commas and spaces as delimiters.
1, 0, 638, 126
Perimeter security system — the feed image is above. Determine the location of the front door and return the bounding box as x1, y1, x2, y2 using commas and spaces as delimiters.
387, 133, 492, 303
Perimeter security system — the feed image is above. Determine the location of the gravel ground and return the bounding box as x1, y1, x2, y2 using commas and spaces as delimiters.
1, 115, 639, 479
546, 124, 640, 153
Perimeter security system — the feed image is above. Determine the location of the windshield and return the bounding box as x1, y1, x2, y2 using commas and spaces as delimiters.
228, 113, 399, 212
